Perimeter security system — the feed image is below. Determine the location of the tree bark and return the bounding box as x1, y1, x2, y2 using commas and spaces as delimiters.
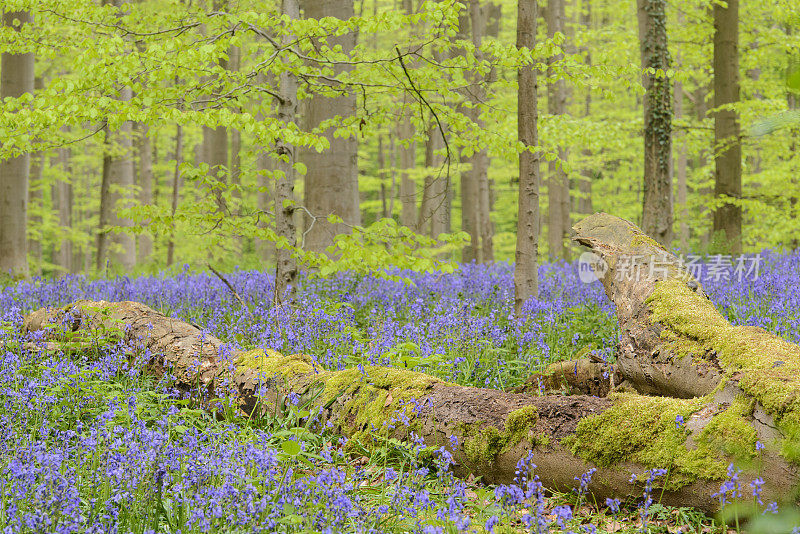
56, 143, 73, 275
0, 10, 34, 278
229, 45, 242, 220
471, 0, 493, 263
255, 149, 274, 264
24, 209, 800, 513
712, 0, 742, 254
637, 0, 673, 248
201, 2, 229, 215
274, 0, 300, 305
378, 134, 388, 218
674, 78, 689, 250
28, 150, 44, 277
136, 123, 154, 263
577, 0, 593, 217
398, 0, 418, 231
166, 124, 183, 268
300, 0, 360, 253
451, 7, 481, 263
514, 0, 540, 314
398, 103, 417, 229
693, 83, 712, 250
97, 87, 136, 273
419, 123, 448, 238
203, 122, 228, 213
546, 0, 570, 260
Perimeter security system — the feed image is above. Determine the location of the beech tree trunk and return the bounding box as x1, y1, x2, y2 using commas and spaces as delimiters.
398, 0, 418, 231
693, 83, 713, 250
0, 10, 34, 278
546, 0, 570, 260
514, 0, 540, 314
229, 45, 242, 221
577, 1, 593, 217
97, 87, 136, 272
23, 213, 800, 513
471, 0, 493, 263
27, 151, 44, 277
274, 0, 300, 305
419, 123, 448, 238
637, 0, 673, 248
712, 0, 742, 254
300, 0, 360, 253
166, 124, 183, 268
137, 123, 154, 263
398, 101, 417, 229
255, 148, 274, 263
203, 123, 228, 213
56, 144, 73, 275
675, 77, 689, 250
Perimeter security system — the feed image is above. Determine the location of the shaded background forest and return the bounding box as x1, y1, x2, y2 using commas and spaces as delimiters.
0, 0, 798, 280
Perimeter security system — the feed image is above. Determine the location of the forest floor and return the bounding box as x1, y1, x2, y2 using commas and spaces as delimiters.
2, 253, 800, 533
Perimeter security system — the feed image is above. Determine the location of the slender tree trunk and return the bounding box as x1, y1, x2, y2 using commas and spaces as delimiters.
422, 124, 449, 238
577, 1, 594, 217
453, 7, 479, 262
300, 0, 360, 253
515, 0, 540, 314
693, 83, 712, 250
712, 0, 742, 254
0, 10, 34, 278
28, 151, 44, 277
137, 123, 154, 263
27, 76, 45, 277
674, 79, 689, 250
470, 0, 493, 263
167, 125, 183, 268
255, 151, 274, 263
274, 0, 300, 305
787, 38, 799, 251
545, 0, 570, 260
203, 122, 228, 213
398, 105, 417, 229
97, 87, 136, 272
56, 144, 73, 275
398, 0, 418, 230
637, 0, 673, 247
254, 71, 275, 263
377, 134, 389, 219
97, 130, 113, 272
110, 89, 137, 271
256, 159, 274, 264
388, 135, 397, 218
229, 45, 242, 218
200, 2, 229, 215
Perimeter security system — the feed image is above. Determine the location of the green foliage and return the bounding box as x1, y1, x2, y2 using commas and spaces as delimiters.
302, 217, 468, 283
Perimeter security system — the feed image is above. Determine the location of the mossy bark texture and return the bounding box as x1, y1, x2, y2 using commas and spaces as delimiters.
21, 214, 800, 512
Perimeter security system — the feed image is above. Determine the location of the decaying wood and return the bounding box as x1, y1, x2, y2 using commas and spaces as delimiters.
22, 213, 800, 513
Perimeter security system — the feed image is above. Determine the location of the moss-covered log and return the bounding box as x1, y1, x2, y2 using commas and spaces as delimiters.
573, 213, 800, 467
21, 213, 800, 512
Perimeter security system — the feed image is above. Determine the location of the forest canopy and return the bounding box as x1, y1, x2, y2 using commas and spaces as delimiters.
1, 0, 798, 280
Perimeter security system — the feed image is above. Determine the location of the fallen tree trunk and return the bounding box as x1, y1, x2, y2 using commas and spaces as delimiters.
21, 214, 800, 513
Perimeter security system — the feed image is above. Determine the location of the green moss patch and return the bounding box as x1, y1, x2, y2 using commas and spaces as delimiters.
565, 393, 727, 488
696, 396, 758, 463
236, 349, 317, 379
647, 279, 800, 464
648, 279, 800, 370
457, 404, 540, 466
